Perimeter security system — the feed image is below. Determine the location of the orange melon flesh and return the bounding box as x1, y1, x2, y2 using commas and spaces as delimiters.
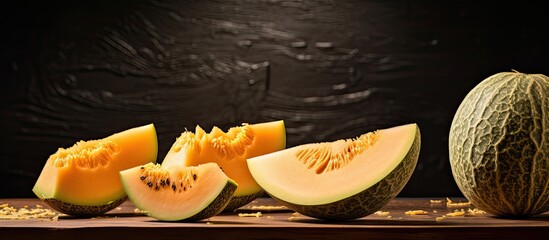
247, 123, 418, 206
120, 162, 237, 221
162, 120, 286, 198
33, 124, 158, 206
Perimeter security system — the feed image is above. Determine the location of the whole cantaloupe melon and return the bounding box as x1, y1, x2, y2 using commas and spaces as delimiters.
449, 71, 548, 217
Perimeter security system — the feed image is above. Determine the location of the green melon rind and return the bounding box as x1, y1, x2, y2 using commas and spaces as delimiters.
176, 180, 237, 221
144, 180, 238, 222
449, 72, 549, 217
270, 127, 421, 221
41, 196, 128, 217
223, 190, 265, 212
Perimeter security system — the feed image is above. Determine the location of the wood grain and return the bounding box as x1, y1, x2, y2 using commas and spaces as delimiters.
1, 198, 548, 240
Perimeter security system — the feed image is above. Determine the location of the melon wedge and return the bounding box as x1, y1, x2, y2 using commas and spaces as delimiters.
120, 162, 237, 221
247, 123, 421, 220
162, 120, 286, 211
32, 124, 158, 217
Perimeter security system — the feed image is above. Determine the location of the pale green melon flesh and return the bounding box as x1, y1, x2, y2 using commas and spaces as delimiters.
120, 163, 237, 221
248, 124, 421, 220
449, 72, 549, 217
270, 128, 420, 220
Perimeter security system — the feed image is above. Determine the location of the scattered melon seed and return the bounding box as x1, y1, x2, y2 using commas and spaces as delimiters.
446, 198, 472, 208
238, 212, 262, 217
250, 205, 288, 211
445, 209, 466, 217
0, 203, 59, 220
405, 210, 428, 215
134, 208, 147, 214
466, 208, 487, 216
374, 211, 390, 217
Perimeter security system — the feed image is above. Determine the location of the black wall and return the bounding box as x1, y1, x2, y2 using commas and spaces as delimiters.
1, 0, 548, 198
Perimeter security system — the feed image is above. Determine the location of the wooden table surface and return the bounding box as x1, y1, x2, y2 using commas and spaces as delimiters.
1, 197, 548, 240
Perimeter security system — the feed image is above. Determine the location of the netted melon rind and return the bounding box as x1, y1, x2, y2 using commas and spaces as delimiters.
271, 127, 421, 221
449, 72, 549, 217
42, 196, 127, 217
182, 181, 238, 221
223, 190, 265, 212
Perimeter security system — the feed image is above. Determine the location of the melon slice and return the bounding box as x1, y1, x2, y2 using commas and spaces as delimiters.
162, 120, 286, 211
32, 124, 158, 217
247, 123, 421, 220
120, 162, 237, 221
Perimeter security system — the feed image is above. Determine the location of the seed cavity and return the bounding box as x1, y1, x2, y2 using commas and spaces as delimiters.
296, 131, 378, 174
169, 124, 255, 161
51, 140, 120, 168
138, 163, 199, 193
210, 125, 255, 159
171, 130, 199, 153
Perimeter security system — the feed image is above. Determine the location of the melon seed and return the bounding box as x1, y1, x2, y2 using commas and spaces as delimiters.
166, 178, 170, 185
140, 176, 146, 181
147, 182, 153, 188
193, 174, 197, 181
296, 131, 377, 174
171, 184, 176, 191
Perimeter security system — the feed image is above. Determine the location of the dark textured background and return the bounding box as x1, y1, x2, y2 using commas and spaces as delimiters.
1, 0, 548, 198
